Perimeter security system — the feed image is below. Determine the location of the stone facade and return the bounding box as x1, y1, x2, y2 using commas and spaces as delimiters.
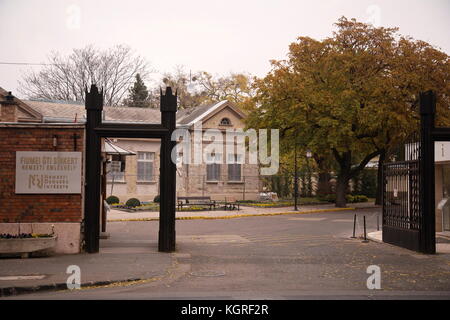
109, 102, 261, 202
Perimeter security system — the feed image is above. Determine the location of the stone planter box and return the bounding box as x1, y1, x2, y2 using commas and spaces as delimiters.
0, 236, 57, 258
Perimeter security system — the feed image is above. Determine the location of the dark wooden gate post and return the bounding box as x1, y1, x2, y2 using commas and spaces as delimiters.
419, 90, 436, 254
84, 85, 103, 253
159, 88, 177, 252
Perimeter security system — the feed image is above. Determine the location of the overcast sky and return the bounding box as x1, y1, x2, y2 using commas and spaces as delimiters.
1, 0, 449, 98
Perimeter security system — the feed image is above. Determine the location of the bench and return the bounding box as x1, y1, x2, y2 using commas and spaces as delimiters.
224, 197, 240, 211
177, 196, 216, 211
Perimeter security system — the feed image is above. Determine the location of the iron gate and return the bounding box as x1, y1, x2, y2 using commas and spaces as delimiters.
382, 91, 447, 254
382, 137, 421, 251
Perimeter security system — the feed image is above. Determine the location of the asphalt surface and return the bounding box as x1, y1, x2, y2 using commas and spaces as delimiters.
4, 208, 450, 299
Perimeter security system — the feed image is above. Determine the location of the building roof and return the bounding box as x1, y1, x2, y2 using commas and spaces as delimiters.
0, 88, 42, 122
24, 100, 162, 124
176, 100, 246, 126
176, 102, 220, 125
103, 139, 136, 155
1, 86, 246, 126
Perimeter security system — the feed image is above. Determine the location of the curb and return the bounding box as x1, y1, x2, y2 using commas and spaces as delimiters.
367, 236, 383, 244
0, 277, 143, 298
108, 207, 356, 222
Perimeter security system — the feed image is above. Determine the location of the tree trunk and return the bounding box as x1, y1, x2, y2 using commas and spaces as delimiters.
317, 172, 332, 196
375, 150, 386, 205
335, 174, 349, 207
314, 155, 332, 196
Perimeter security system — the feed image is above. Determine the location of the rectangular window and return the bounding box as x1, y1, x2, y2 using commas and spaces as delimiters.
137, 152, 155, 182
206, 153, 221, 181
228, 154, 242, 182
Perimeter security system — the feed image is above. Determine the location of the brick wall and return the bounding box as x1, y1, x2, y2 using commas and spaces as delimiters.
0, 124, 84, 223
0, 103, 17, 122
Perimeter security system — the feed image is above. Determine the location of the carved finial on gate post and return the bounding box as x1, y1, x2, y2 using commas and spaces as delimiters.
85, 84, 104, 111
160, 86, 177, 113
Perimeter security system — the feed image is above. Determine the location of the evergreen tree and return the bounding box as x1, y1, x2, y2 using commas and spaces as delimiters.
125, 73, 151, 108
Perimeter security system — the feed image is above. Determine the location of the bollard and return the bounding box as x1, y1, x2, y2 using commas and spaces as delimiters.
377, 214, 380, 231
362, 215, 369, 243
351, 214, 357, 239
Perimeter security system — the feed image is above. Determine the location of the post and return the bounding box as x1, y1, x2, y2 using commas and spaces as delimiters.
84, 84, 103, 253
294, 143, 299, 211
419, 91, 436, 254
362, 215, 369, 243
202, 175, 205, 197
243, 176, 246, 201
351, 214, 357, 238
101, 157, 107, 233
158, 87, 177, 252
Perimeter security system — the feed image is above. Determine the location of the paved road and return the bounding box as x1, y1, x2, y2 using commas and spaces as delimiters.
7, 208, 450, 299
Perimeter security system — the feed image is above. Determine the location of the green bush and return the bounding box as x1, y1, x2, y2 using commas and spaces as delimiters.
153, 195, 160, 203
317, 194, 336, 203
317, 193, 368, 203
352, 195, 369, 203
106, 195, 120, 205
125, 198, 141, 208
352, 169, 377, 198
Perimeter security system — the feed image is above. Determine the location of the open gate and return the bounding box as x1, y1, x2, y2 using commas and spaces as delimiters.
382, 91, 450, 254
382, 135, 421, 251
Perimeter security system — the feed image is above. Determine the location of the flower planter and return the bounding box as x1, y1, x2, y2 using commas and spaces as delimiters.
0, 236, 57, 258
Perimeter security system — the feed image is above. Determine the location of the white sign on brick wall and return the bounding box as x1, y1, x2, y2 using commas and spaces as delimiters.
15, 151, 82, 194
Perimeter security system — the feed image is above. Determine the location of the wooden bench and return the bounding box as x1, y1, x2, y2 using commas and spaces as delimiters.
177, 196, 216, 211
224, 197, 240, 211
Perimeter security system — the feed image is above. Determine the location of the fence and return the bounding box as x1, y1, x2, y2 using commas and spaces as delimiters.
105, 171, 325, 202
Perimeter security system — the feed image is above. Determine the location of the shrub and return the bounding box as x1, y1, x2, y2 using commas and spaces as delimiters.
352, 169, 377, 198
106, 195, 120, 205
352, 195, 369, 203
153, 195, 160, 203
346, 195, 354, 203
317, 194, 336, 203
125, 198, 141, 208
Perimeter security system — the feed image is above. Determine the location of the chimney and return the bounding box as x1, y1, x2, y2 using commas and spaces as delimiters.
0, 91, 18, 122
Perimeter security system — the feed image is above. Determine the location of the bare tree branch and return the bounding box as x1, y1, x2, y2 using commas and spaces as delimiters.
19, 44, 151, 106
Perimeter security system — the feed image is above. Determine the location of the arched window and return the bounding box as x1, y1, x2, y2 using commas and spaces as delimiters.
220, 117, 231, 126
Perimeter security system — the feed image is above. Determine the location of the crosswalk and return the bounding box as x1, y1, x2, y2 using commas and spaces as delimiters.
234, 234, 339, 246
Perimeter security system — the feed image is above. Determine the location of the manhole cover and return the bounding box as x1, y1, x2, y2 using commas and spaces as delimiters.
189, 271, 226, 277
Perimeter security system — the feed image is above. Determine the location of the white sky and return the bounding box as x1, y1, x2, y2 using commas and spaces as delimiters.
1, 0, 449, 98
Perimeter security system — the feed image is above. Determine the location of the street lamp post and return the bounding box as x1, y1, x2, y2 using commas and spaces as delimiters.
294, 149, 312, 211
294, 144, 299, 211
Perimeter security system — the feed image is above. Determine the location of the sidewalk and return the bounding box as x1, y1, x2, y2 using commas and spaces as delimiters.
0, 244, 175, 297
107, 202, 377, 222
368, 230, 450, 254
0, 202, 376, 297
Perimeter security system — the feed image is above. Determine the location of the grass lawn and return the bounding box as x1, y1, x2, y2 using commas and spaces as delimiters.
238, 197, 329, 208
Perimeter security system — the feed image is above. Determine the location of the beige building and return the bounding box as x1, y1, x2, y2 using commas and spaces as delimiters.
435, 142, 450, 233
0, 87, 261, 203
106, 101, 261, 202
